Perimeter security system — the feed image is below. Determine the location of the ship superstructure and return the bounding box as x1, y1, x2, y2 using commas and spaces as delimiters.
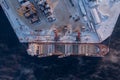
0, 0, 119, 58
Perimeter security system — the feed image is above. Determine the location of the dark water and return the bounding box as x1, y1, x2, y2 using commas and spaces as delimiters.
0, 6, 120, 80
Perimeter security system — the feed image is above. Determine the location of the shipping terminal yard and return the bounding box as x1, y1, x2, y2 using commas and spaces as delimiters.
0, 0, 120, 58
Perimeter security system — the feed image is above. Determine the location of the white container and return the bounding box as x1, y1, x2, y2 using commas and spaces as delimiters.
79, 0, 87, 16
90, 8, 101, 24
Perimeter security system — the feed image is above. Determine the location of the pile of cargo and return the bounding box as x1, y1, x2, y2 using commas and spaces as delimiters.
17, 0, 40, 24
36, 0, 56, 22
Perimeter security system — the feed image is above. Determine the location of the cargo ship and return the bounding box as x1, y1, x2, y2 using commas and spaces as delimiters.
0, 0, 119, 58
27, 43, 109, 58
